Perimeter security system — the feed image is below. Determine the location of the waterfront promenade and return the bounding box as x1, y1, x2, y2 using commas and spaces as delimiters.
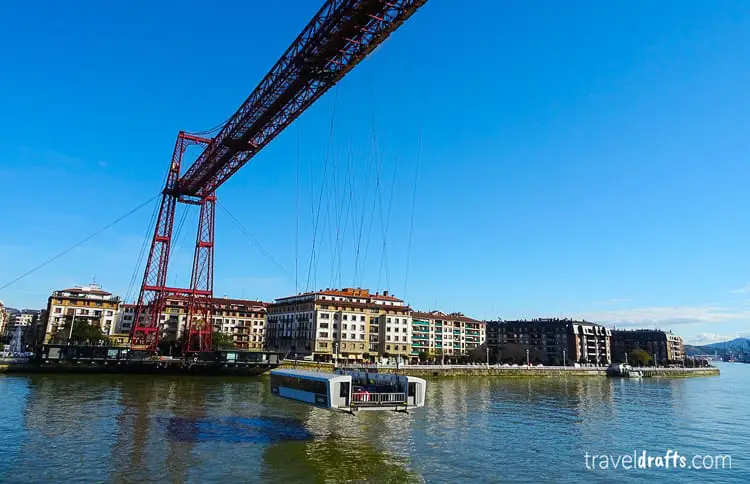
280, 361, 720, 378
1, 357, 719, 377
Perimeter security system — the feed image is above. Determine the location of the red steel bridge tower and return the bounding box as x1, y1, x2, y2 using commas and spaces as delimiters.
131, 0, 428, 353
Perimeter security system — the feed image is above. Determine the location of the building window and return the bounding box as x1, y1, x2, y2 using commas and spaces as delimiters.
359, 316, 365, 321
387, 318, 391, 323
343, 314, 348, 320
343, 324, 348, 330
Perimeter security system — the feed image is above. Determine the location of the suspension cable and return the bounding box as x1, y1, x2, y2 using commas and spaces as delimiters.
216, 201, 290, 277
124, 195, 161, 303
403, 123, 423, 299
0, 194, 159, 292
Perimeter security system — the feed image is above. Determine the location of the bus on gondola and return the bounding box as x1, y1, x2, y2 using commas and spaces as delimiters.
269, 368, 426, 413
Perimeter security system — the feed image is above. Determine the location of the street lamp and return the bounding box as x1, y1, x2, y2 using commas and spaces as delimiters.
334, 342, 339, 368
563, 349, 566, 369
68, 315, 76, 345
486, 345, 489, 367
526, 348, 530, 367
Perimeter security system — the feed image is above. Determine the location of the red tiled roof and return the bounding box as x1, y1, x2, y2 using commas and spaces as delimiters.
60, 287, 112, 296
276, 287, 404, 303
162, 295, 268, 310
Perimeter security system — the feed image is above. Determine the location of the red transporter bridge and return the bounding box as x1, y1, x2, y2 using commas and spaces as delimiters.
131, 0, 428, 353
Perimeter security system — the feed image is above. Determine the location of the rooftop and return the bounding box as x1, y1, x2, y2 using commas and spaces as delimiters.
275, 287, 404, 303
412, 310, 481, 323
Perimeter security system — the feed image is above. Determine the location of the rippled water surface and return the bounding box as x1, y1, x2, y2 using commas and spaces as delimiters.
0, 363, 747, 483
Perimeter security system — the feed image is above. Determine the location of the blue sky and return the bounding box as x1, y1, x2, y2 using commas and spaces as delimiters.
2, 0, 750, 344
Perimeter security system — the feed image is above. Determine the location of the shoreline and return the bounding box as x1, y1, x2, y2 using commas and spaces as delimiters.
0, 359, 720, 378
279, 361, 720, 378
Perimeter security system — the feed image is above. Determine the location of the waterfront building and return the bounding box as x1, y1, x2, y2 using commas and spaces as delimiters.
116, 297, 267, 350
212, 298, 267, 350
150, 296, 267, 350
611, 329, 684, 364
411, 311, 486, 362
115, 303, 136, 335
0, 301, 8, 340
43, 284, 121, 343
486, 319, 612, 365
4, 310, 42, 348
266, 288, 412, 363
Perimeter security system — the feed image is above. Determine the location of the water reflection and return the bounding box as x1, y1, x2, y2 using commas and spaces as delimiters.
0, 366, 745, 484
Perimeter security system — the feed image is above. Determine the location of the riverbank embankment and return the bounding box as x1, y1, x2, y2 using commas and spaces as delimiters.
278, 361, 720, 378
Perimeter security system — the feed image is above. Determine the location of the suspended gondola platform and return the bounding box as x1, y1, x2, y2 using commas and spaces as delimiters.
270, 368, 426, 413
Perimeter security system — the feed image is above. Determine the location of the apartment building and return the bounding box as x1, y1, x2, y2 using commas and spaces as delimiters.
411, 311, 486, 361
115, 304, 136, 335
0, 301, 8, 340
149, 296, 267, 350
611, 329, 685, 364
43, 284, 121, 343
213, 298, 267, 350
266, 288, 412, 363
486, 318, 612, 365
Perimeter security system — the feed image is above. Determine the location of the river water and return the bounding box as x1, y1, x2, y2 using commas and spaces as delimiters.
0, 363, 746, 483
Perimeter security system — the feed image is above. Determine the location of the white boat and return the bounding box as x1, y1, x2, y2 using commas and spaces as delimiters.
606, 363, 643, 378
270, 368, 426, 413
627, 369, 643, 378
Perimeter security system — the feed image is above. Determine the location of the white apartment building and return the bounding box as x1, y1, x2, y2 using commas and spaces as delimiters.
0, 301, 8, 338
43, 284, 121, 343
128, 296, 267, 350
266, 288, 412, 362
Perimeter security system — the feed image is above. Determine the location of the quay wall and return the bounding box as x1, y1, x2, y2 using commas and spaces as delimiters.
278, 361, 720, 378
1, 360, 720, 378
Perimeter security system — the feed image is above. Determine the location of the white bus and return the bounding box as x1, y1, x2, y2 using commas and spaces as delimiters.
269, 368, 426, 413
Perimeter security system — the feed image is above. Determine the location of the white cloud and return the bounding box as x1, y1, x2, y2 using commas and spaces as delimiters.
729, 284, 750, 294
686, 331, 750, 345
575, 305, 750, 328
593, 298, 632, 305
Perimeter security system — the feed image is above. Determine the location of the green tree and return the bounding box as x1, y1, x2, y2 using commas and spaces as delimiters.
60, 318, 106, 345
629, 348, 652, 367
501, 343, 526, 364
212, 331, 235, 350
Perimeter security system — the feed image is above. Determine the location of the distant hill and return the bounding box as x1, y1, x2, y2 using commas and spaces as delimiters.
685, 337, 750, 357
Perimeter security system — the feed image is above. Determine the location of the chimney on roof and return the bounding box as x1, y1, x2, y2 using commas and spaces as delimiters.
383, 290, 389, 297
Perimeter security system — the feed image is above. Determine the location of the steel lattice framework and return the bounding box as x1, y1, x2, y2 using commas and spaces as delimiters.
131, 0, 428, 353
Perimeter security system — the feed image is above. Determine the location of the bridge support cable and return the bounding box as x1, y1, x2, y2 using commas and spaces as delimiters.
125, 195, 162, 304
403, 126, 422, 300
0, 194, 159, 293
216, 201, 290, 277
129, 0, 429, 352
